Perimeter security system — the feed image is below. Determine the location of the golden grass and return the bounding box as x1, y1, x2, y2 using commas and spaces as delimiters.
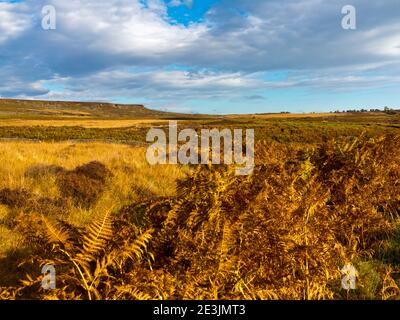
230, 112, 344, 118
0, 141, 189, 257
0, 205, 22, 258
0, 119, 169, 128
26, 108, 92, 116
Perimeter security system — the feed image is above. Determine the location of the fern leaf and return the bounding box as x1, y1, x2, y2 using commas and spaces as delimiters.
81, 209, 113, 258
114, 229, 154, 268
42, 216, 72, 246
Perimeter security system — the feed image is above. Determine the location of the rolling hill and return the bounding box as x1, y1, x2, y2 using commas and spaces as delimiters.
0, 99, 196, 119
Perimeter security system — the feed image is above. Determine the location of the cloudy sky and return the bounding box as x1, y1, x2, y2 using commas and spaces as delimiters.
0, 0, 399, 114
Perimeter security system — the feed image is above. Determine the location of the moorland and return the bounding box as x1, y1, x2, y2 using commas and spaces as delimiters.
0, 99, 399, 300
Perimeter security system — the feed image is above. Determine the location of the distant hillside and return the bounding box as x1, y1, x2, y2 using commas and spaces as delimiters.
1, 99, 399, 122
0, 99, 195, 119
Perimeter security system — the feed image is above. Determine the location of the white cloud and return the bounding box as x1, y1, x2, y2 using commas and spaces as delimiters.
0, 2, 31, 43
168, 0, 193, 8
40, 69, 265, 101
1, 0, 400, 111
43, 0, 207, 56
363, 23, 400, 57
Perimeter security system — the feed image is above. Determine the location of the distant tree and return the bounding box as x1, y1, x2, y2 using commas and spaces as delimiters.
384, 106, 396, 115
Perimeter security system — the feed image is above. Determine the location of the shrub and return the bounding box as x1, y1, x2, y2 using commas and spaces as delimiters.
0, 188, 67, 219
0, 188, 32, 209
72, 161, 113, 183
57, 173, 105, 209
24, 164, 65, 179
56, 161, 112, 208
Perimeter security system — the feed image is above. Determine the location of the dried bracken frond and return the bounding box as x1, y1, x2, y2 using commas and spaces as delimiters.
42, 216, 73, 247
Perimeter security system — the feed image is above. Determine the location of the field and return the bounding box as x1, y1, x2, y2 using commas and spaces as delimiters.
0, 99, 399, 300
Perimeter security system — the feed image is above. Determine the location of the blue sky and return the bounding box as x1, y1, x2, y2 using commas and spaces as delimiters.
164, 0, 218, 25
0, 0, 399, 114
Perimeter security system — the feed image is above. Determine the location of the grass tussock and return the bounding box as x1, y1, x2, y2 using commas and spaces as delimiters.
56, 161, 113, 208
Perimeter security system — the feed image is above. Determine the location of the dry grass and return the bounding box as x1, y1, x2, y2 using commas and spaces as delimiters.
229, 112, 351, 119
0, 119, 168, 128
0, 141, 188, 258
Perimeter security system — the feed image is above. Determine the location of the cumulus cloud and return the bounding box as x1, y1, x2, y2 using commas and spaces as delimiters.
0, 0, 399, 112
49, 0, 206, 56
0, 2, 31, 43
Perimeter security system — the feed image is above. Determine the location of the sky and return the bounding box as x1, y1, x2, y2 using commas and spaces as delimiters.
0, 0, 399, 114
